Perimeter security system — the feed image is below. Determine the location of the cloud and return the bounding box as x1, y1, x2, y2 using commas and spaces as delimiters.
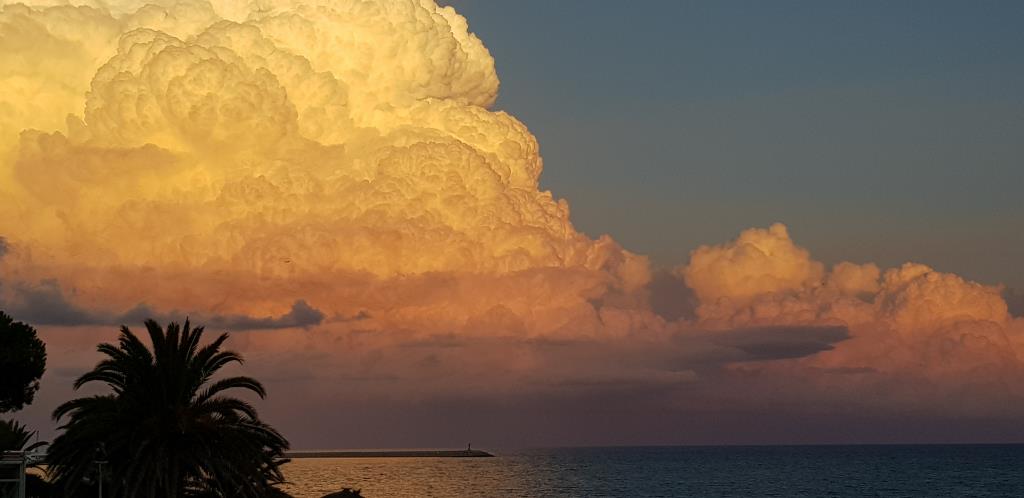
0, 279, 325, 330
680, 224, 825, 306
0, 0, 648, 343
3, 280, 107, 326
703, 325, 850, 362
1, 0, 1023, 444
677, 224, 1022, 408
199, 300, 327, 330
2, 0, 601, 275
192, 322, 852, 412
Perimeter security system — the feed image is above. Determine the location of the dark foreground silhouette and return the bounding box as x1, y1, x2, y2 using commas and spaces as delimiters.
1, 314, 370, 497
46, 319, 290, 497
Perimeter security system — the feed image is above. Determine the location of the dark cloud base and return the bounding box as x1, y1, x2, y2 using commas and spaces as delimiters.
0, 279, 326, 330
707, 325, 850, 361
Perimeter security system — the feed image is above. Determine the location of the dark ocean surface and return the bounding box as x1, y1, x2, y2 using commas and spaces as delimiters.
281, 445, 1024, 497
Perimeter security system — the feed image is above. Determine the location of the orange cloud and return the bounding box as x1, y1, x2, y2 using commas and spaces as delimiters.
1, 0, 1022, 443
678, 223, 1024, 416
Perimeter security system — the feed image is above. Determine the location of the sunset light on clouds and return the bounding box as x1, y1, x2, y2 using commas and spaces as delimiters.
1, 0, 1022, 448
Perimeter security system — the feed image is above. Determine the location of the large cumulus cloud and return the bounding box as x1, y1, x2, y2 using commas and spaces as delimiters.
2, 0, 1023, 444
1, 0, 647, 337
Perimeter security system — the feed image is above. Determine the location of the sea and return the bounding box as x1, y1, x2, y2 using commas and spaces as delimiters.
281, 444, 1024, 497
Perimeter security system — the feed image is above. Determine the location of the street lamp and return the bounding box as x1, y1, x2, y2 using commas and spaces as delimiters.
94, 444, 107, 498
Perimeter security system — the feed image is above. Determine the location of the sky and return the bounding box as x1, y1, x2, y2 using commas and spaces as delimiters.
451, 0, 1024, 290
1, 0, 1023, 449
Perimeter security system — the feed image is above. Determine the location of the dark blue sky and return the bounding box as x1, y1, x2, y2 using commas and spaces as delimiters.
448, 1, 1024, 289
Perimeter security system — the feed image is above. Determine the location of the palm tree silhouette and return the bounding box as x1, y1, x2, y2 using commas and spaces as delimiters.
0, 419, 47, 454
47, 319, 289, 497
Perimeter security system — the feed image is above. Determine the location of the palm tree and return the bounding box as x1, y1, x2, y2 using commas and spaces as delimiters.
0, 419, 46, 454
47, 320, 290, 498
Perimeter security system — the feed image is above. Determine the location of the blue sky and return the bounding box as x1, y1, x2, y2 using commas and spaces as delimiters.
449, 1, 1024, 289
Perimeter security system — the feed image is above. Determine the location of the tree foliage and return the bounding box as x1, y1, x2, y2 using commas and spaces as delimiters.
0, 419, 47, 453
47, 319, 290, 497
0, 311, 46, 413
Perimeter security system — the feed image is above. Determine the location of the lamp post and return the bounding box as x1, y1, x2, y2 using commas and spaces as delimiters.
96, 459, 107, 498
95, 444, 107, 498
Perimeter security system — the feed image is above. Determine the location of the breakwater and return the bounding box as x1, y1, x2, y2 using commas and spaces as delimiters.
285, 449, 494, 458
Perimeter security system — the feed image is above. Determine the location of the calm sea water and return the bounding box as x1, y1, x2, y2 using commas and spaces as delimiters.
281, 445, 1024, 498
